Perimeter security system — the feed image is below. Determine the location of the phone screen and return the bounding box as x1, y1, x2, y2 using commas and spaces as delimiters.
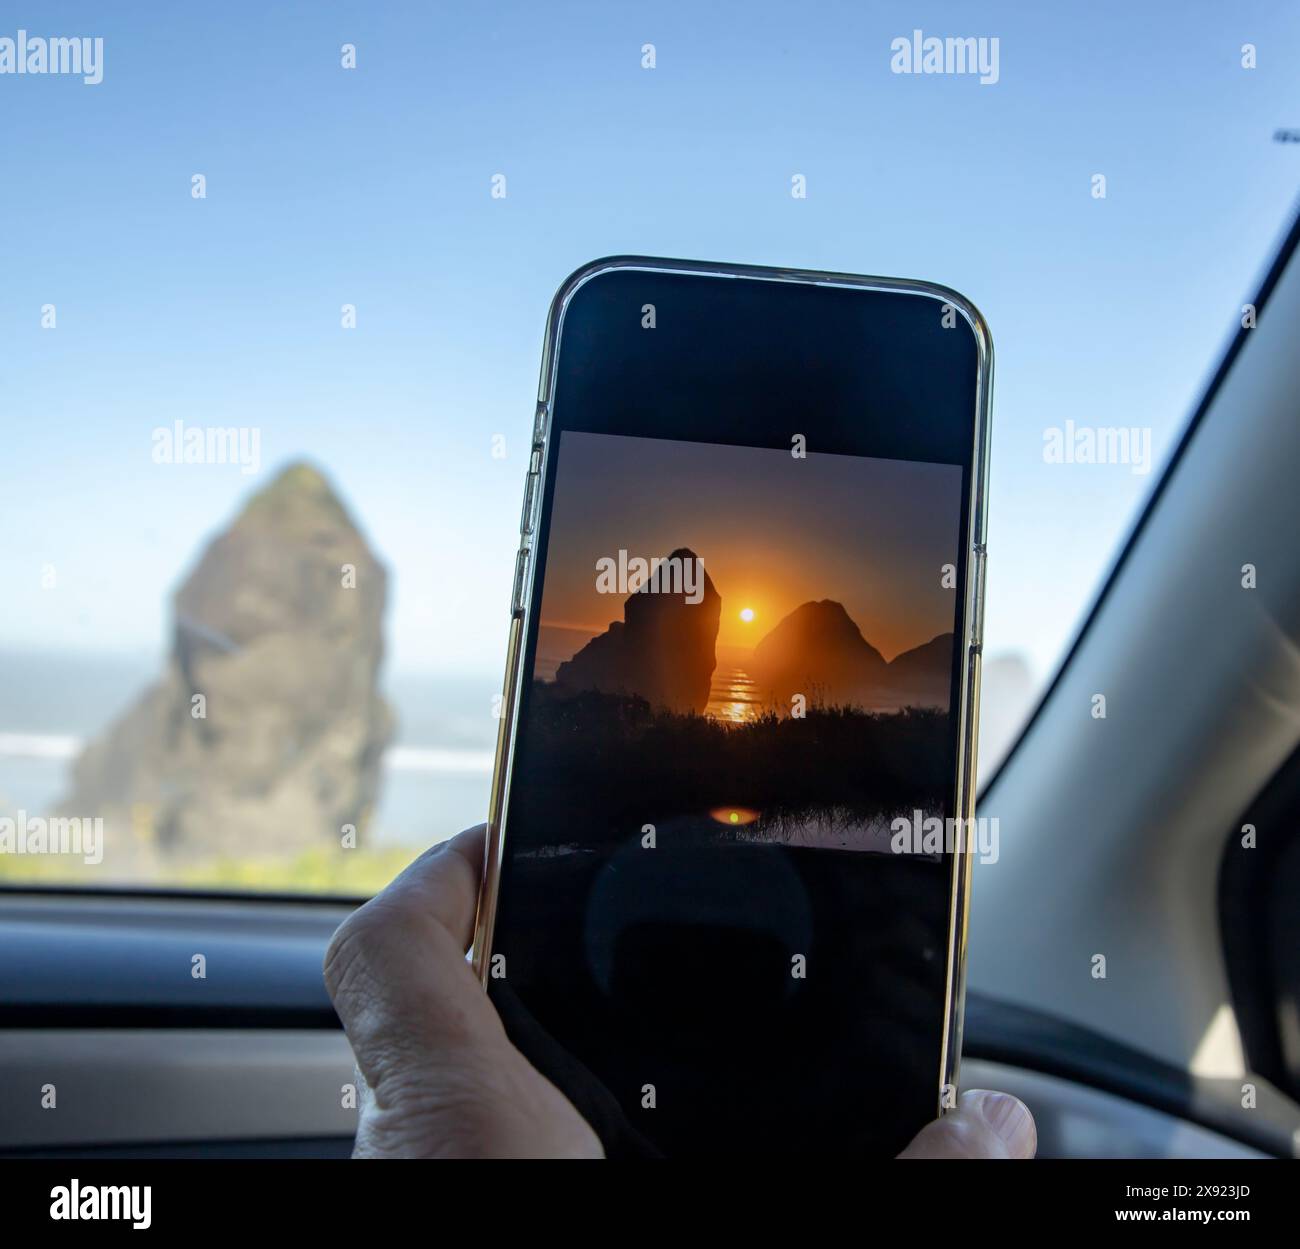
486, 264, 983, 1157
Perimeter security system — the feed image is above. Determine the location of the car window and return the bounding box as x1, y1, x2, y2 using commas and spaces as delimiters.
2, 5, 1297, 891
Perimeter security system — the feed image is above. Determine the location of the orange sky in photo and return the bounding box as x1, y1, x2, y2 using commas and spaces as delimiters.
537, 432, 962, 663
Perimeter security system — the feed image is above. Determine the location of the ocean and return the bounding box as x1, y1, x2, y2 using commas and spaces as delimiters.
0, 649, 497, 848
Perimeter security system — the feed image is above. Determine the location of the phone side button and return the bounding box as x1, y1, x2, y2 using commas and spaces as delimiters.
519, 471, 539, 536
510, 548, 530, 617
971, 548, 987, 652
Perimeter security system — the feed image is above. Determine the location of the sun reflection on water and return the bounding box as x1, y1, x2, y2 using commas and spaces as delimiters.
704, 666, 763, 724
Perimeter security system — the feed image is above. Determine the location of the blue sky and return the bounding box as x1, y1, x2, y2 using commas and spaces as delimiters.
2, 0, 1297, 694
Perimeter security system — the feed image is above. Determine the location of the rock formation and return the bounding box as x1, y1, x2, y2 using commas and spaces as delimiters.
59, 462, 394, 872
751, 599, 886, 704
554, 548, 721, 714
881, 633, 953, 710
751, 599, 951, 711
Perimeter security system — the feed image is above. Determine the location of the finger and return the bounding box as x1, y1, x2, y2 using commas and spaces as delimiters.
897, 1089, 1037, 1158
323, 825, 504, 1097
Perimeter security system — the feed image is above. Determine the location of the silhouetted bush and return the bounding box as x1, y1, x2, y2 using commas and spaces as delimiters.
511, 683, 949, 847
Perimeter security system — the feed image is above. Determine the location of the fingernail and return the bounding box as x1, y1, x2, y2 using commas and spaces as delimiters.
969, 1090, 1036, 1158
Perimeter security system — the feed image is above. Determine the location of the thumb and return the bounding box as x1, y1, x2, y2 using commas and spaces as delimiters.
898, 1089, 1037, 1158
323, 825, 504, 1100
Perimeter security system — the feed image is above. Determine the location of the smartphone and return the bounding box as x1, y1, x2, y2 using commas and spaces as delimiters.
472, 257, 991, 1157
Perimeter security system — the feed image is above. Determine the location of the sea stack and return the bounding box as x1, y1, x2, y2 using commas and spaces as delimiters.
59, 462, 394, 873
750, 599, 953, 712
751, 599, 887, 705
555, 548, 721, 714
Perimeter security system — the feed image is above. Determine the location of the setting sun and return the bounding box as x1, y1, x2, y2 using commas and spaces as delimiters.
739, 607, 755, 622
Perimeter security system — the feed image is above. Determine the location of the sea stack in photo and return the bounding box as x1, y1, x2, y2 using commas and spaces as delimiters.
881, 633, 953, 710
554, 548, 721, 714
751, 599, 887, 705
750, 598, 954, 712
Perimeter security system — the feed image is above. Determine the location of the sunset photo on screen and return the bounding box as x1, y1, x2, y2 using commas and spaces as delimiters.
521, 429, 963, 855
